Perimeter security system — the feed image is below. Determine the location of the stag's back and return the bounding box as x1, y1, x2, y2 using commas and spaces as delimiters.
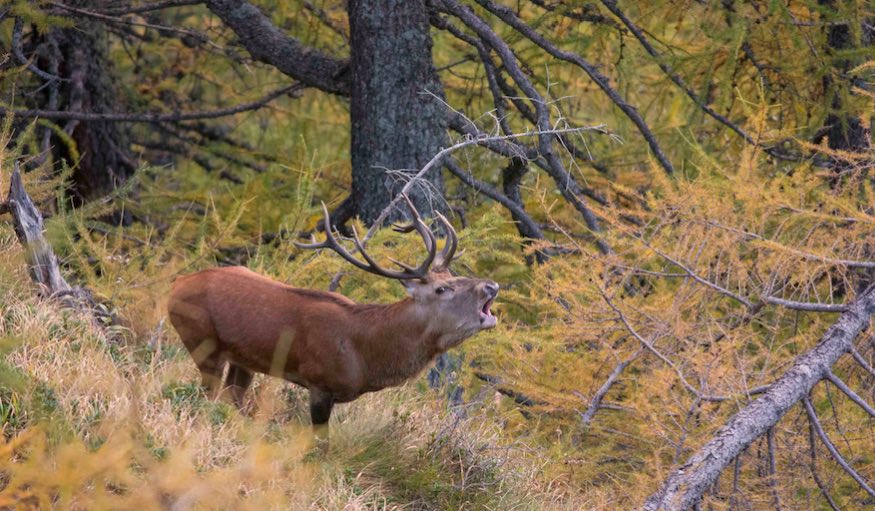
167, 266, 355, 374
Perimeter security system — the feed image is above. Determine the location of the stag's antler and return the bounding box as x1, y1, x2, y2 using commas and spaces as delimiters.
296, 195, 456, 280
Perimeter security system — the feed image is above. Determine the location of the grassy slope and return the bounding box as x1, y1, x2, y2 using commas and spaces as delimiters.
0, 231, 580, 510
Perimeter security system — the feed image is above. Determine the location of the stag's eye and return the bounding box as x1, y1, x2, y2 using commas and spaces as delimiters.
435, 286, 451, 295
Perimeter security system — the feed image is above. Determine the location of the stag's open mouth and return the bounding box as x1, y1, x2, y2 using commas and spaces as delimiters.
479, 298, 496, 327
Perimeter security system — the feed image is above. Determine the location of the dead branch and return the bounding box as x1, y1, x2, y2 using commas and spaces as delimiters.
2, 163, 74, 297
851, 345, 875, 378
360, 125, 606, 243
646, 243, 754, 309
580, 349, 642, 425
643, 285, 875, 510
443, 158, 545, 244
766, 427, 783, 511
824, 371, 875, 418
762, 295, 849, 312
1, 83, 304, 123
803, 397, 875, 498
434, 2, 612, 254
87, 0, 202, 15
808, 418, 842, 511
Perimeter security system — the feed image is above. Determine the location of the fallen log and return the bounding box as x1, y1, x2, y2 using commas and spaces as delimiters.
643, 285, 875, 510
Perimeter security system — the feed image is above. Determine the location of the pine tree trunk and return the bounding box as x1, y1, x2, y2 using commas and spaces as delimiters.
348, 0, 448, 224
54, 11, 136, 212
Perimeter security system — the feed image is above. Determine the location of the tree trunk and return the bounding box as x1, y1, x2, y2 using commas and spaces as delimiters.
54, 8, 136, 215
348, 0, 448, 224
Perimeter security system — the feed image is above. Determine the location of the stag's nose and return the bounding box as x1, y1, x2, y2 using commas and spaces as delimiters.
483, 281, 499, 298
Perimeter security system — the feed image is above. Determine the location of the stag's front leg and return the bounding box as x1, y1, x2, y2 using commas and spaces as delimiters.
309, 388, 334, 449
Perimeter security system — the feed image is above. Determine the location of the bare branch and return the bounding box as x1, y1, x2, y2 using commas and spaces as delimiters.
49, 2, 217, 47
0, 83, 304, 122
360, 125, 606, 244
580, 349, 642, 425
766, 427, 783, 511
96, 0, 203, 15
469, 0, 675, 175
808, 418, 842, 511
435, 2, 611, 253
803, 397, 875, 499
762, 295, 849, 312
643, 287, 875, 510
647, 244, 754, 309
824, 371, 875, 418
205, 0, 350, 95
12, 17, 67, 83
597, 284, 706, 399
444, 158, 545, 243
851, 345, 875, 378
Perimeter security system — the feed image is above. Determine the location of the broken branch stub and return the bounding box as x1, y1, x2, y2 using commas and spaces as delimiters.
4, 163, 74, 296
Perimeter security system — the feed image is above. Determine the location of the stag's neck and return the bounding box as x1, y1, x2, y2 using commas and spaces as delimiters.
349, 299, 443, 390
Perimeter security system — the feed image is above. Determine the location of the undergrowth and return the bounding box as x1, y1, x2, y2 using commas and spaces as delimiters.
0, 216, 574, 510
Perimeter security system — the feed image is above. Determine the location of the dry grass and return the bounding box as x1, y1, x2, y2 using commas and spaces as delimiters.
0, 235, 579, 510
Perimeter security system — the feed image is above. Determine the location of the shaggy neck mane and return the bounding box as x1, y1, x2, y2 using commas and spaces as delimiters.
348, 298, 439, 389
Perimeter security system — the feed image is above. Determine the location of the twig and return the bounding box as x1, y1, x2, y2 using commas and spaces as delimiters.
766, 427, 783, 511
444, 158, 544, 242
0, 83, 304, 122
580, 349, 642, 425
851, 345, 875, 378
808, 417, 842, 511
49, 2, 220, 49
803, 396, 875, 498
646, 243, 753, 309
597, 284, 705, 399
762, 295, 849, 312
824, 371, 875, 418
95, 0, 202, 15
435, 2, 612, 254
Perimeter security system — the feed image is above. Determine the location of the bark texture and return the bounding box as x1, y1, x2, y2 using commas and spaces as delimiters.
206, 0, 350, 95
348, 0, 448, 224
1, 164, 73, 296
54, 11, 136, 209
643, 288, 875, 510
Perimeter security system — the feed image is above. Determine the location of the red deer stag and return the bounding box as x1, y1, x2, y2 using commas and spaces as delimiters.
167, 196, 498, 439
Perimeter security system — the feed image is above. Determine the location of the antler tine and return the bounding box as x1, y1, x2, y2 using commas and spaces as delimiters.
401, 194, 438, 272
348, 224, 420, 279
431, 211, 459, 272
294, 203, 376, 275
296, 199, 438, 281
